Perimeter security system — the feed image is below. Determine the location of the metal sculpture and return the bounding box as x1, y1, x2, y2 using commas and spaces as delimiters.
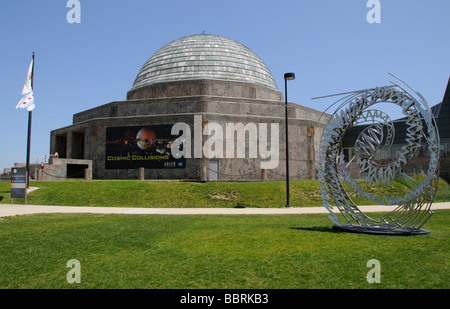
317, 76, 440, 235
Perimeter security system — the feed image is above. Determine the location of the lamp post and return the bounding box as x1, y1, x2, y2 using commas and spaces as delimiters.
284, 72, 295, 208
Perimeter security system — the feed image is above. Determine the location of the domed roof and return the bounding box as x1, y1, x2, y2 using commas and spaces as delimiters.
130, 34, 278, 92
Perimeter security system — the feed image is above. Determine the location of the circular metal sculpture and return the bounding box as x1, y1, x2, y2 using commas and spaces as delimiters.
317, 80, 440, 235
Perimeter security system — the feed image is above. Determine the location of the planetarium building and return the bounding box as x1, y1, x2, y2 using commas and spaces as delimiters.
48, 34, 329, 181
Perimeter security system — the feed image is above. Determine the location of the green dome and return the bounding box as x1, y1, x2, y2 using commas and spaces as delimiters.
130, 34, 278, 91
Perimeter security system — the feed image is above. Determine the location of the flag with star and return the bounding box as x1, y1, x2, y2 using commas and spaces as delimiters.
16, 58, 35, 111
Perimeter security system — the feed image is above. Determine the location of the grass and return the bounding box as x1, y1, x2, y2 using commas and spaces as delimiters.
2, 174, 447, 208
0, 176, 448, 289
0, 210, 448, 289
394, 173, 450, 202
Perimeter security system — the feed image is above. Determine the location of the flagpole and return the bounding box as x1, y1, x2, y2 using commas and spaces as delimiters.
25, 52, 35, 189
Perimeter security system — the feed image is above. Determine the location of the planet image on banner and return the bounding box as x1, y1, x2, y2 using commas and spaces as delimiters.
136, 128, 156, 150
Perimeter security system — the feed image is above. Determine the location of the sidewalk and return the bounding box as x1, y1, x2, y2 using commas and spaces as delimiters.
1, 202, 450, 217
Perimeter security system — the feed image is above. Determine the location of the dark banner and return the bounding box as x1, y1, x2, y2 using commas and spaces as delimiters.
105, 125, 185, 169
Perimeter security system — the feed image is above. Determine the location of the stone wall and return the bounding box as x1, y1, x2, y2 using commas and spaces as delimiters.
50, 92, 329, 181
42, 158, 92, 181
126, 79, 283, 101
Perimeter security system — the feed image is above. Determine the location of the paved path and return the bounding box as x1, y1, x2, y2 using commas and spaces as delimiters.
1, 203, 450, 217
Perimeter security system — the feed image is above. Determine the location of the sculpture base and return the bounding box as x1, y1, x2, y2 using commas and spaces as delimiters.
332, 225, 430, 236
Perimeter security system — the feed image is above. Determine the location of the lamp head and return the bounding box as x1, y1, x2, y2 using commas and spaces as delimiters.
284, 72, 295, 80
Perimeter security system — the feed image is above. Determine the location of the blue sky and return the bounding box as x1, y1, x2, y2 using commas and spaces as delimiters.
1, 0, 449, 171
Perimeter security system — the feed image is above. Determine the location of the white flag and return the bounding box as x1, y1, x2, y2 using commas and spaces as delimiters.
16, 89, 35, 111
21, 58, 34, 95
17, 58, 35, 111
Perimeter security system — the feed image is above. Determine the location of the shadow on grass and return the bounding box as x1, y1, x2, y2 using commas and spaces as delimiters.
0, 191, 9, 202
289, 226, 339, 234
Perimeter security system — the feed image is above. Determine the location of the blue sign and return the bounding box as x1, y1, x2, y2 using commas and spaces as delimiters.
11, 167, 26, 199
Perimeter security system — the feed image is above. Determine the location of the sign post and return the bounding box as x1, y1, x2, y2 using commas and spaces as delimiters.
11, 167, 27, 204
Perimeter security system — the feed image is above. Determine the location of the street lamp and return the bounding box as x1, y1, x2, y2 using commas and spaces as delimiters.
284, 72, 295, 208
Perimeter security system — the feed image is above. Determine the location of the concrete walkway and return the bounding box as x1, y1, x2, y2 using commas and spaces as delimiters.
1, 202, 450, 218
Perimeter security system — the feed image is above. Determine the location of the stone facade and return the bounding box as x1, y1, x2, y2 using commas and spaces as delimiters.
50, 84, 329, 181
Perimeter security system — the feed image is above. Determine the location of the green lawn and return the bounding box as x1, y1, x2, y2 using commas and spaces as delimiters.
0, 211, 448, 289
2, 174, 447, 208
1, 177, 448, 289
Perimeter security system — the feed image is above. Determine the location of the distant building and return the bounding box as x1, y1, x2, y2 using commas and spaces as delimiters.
48, 34, 329, 181
341, 78, 450, 182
